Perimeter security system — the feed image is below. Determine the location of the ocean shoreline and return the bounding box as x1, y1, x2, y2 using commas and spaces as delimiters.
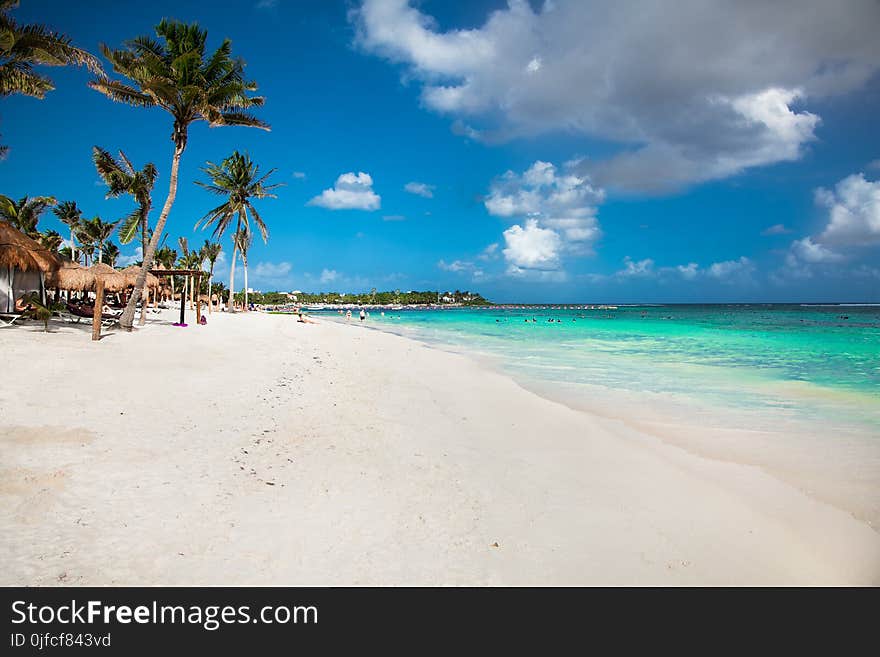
321, 312, 880, 529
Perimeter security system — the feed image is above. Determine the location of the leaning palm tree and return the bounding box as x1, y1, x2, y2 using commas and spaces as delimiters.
52, 200, 82, 263
201, 240, 222, 311
0, 194, 56, 237
89, 19, 269, 330
194, 151, 281, 312
233, 227, 253, 311
77, 215, 119, 264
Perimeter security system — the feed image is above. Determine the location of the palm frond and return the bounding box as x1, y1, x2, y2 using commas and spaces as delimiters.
117, 207, 142, 244
88, 77, 154, 106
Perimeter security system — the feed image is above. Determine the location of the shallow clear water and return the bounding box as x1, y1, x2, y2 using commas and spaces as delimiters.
324, 304, 880, 435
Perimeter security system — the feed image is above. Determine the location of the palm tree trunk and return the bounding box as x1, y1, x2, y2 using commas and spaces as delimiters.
208, 269, 213, 313
228, 244, 238, 312
243, 257, 249, 311
119, 141, 186, 331
138, 226, 149, 326
70, 228, 76, 263
98, 245, 103, 264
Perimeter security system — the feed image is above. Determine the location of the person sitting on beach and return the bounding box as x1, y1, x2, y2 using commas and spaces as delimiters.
297, 310, 316, 324
14, 294, 33, 313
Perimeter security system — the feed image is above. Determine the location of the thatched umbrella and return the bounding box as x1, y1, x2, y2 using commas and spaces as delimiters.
121, 265, 159, 288
88, 262, 128, 292
0, 220, 61, 273
46, 260, 94, 291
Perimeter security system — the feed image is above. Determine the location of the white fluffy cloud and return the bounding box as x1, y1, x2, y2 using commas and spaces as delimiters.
353, 0, 880, 190
308, 172, 381, 210
502, 219, 562, 272
815, 173, 880, 246
404, 181, 435, 198
116, 246, 143, 267
789, 237, 844, 264
487, 160, 603, 274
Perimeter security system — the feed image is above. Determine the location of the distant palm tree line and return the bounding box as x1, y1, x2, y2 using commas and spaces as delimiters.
1, 3, 280, 326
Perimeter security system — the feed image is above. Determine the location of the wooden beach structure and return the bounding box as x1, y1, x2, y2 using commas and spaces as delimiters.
150, 268, 207, 326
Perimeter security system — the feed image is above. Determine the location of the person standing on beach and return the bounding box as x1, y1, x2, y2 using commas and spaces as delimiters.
346, 310, 352, 321
359, 309, 366, 321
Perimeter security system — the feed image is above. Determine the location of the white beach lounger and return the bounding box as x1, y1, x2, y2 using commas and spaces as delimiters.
0, 313, 22, 327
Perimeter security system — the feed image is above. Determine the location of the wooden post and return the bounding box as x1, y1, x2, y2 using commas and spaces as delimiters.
195, 274, 202, 325
92, 276, 104, 341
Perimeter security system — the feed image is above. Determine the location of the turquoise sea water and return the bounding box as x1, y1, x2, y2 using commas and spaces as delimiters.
331, 304, 880, 434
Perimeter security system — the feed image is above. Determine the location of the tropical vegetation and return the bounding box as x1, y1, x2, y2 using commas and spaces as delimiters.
195, 150, 281, 311
89, 19, 269, 329
0, 0, 102, 156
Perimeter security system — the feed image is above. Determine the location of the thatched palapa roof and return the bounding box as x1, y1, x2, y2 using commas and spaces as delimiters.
46, 260, 94, 290
88, 262, 129, 292
121, 265, 159, 288
0, 220, 61, 273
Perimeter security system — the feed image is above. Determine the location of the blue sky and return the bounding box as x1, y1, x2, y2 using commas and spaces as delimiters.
3, 0, 880, 302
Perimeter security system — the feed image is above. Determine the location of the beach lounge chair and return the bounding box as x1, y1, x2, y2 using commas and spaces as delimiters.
0, 313, 22, 327
65, 303, 121, 328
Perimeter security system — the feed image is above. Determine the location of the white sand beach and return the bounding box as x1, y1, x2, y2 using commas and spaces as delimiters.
1, 310, 879, 586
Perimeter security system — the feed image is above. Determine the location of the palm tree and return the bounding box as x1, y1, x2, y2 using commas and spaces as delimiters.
233, 228, 253, 310
103, 242, 119, 267
0, 194, 56, 237
52, 200, 82, 263
79, 243, 95, 266
194, 151, 281, 312
201, 240, 222, 312
77, 216, 119, 264
38, 229, 62, 251
92, 146, 157, 260
0, 0, 102, 155
176, 236, 194, 309
155, 245, 177, 299
181, 250, 204, 310
89, 19, 269, 330
0, 0, 102, 98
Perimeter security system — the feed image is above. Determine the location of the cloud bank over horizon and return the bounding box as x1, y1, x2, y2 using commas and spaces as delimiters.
353, 0, 880, 192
